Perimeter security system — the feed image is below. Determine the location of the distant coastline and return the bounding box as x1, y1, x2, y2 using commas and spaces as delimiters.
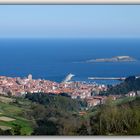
85, 56, 137, 63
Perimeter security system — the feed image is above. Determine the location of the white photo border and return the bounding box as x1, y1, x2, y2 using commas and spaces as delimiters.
0, 0, 140, 4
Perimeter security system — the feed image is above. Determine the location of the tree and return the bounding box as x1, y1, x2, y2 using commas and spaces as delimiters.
0, 129, 12, 135
76, 124, 89, 135
11, 123, 22, 135
33, 119, 59, 135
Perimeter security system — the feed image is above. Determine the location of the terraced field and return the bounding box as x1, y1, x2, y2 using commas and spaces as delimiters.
0, 116, 15, 122
0, 125, 11, 131
0, 96, 33, 135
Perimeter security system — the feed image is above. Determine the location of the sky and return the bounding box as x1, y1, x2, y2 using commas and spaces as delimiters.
0, 5, 140, 38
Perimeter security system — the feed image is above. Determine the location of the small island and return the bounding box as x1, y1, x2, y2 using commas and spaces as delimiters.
86, 56, 137, 63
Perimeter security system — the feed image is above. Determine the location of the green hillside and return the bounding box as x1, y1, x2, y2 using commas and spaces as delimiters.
0, 96, 33, 135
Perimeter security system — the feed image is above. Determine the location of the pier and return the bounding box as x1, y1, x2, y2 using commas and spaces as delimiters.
88, 77, 126, 81
88, 76, 140, 81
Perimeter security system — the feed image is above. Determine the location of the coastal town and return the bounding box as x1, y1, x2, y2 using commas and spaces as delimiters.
0, 74, 139, 108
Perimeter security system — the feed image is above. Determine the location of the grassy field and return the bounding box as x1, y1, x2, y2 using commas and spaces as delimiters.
113, 96, 136, 106
81, 96, 137, 120
0, 96, 15, 104
0, 96, 33, 135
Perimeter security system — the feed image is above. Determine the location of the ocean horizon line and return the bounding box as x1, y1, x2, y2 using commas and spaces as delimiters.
0, 36, 140, 40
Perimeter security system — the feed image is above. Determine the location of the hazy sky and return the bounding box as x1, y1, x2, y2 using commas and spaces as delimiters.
0, 5, 140, 38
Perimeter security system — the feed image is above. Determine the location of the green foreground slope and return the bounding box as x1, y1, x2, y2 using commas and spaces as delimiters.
0, 96, 33, 135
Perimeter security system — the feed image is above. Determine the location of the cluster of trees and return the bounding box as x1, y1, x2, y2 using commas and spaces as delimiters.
75, 97, 140, 135
2, 96, 140, 135
24, 93, 87, 135
24, 92, 140, 135
0, 129, 12, 135
27, 103, 85, 135
25, 92, 86, 112
101, 76, 140, 95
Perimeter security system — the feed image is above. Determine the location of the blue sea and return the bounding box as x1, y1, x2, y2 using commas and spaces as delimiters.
0, 38, 140, 85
